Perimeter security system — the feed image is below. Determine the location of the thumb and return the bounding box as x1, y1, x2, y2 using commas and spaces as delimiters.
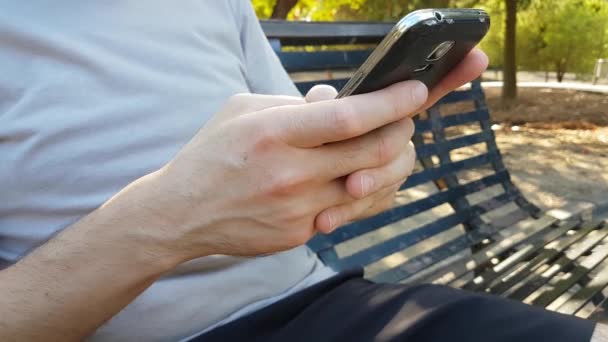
305, 84, 338, 103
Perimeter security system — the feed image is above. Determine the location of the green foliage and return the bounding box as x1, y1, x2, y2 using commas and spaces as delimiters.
252, 0, 608, 77
518, 0, 608, 79
251, 0, 276, 18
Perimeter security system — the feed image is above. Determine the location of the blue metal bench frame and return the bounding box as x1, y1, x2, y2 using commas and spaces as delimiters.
263, 20, 608, 321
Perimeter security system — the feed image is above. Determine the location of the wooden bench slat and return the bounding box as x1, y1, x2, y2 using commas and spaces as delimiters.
463, 220, 580, 292
506, 223, 608, 301
401, 151, 497, 190
429, 215, 559, 287
279, 50, 372, 72
415, 131, 493, 159
486, 221, 602, 295
558, 250, 608, 315
261, 20, 392, 46
533, 231, 608, 307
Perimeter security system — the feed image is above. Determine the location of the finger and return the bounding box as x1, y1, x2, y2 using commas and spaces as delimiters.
311, 118, 413, 181
223, 93, 306, 115
315, 187, 395, 234
305, 84, 338, 103
269, 80, 427, 148
291, 177, 354, 214
345, 140, 416, 199
351, 186, 398, 222
422, 49, 489, 111
206, 94, 306, 129
315, 193, 374, 234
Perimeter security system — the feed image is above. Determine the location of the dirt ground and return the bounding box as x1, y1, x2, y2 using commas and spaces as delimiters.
482, 87, 608, 212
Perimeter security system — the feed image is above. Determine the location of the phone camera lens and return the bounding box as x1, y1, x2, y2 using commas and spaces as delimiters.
426, 41, 455, 61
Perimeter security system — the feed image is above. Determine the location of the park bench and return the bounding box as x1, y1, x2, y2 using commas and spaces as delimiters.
262, 20, 608, 321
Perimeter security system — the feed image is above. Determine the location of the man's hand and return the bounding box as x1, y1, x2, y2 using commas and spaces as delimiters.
147, 49, 489, 259
153, 79, 425, 257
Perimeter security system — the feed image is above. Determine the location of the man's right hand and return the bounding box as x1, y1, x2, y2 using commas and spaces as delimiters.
142, 80, 427, 259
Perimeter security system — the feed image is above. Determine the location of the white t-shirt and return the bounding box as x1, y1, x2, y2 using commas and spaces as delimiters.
0, 1, 335, 340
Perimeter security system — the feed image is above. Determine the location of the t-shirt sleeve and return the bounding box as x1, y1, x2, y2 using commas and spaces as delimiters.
233, 0, 301, 96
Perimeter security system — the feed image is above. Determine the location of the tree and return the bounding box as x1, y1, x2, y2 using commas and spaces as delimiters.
502, 0, 517, 101
518, 0, 608, 82
271, 0, 298, 19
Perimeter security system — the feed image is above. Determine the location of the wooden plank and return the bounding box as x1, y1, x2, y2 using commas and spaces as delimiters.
260, 20, 392, 46
558, 252, 608, 314
506, 223, 608, 301
533, 234, 608, 307
463, 219, 579, 292
437, 215, 558, 287
488, 221, 602, 295
583, 288, 608, 320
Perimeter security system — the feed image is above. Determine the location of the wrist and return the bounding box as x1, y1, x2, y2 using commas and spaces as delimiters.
81, 170, 210, 273
107, 167, 223, 263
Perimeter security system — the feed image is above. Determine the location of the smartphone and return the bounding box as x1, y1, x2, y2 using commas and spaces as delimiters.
337, 9, 490, 98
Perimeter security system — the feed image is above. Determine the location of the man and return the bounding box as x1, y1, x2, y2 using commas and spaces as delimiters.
0, 1, 603, 341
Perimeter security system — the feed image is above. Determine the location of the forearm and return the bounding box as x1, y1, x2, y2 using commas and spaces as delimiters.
0, 172, 191, 341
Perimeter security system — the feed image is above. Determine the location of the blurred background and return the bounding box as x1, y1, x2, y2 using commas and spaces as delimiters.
253, 0, 608, 215
254, 0, 608, 86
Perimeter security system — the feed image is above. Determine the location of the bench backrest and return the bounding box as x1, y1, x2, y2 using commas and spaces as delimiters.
262, 20, 541, 284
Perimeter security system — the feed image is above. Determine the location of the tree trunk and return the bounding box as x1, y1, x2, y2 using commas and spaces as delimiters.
270, 0, 298, 19
556, 63, 565, 82
502, 0, 517, 103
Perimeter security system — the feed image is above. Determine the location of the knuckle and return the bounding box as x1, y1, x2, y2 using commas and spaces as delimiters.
263, 169, 305, 197
248, 124, 278, 154
376, 131, 398, 165
286, 108, 307, 134
330, 101, 361, 137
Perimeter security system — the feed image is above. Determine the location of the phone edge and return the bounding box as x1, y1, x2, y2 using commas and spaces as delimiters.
335, 8, 489, 99
336, 10, 437, 98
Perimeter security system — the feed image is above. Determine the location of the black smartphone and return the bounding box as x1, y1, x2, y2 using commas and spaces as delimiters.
337, 9, 490, 98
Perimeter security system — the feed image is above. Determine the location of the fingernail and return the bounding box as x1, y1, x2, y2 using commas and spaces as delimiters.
327, 212, 336, 232
411, 81, 428, 107
360, 174, 375, 197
